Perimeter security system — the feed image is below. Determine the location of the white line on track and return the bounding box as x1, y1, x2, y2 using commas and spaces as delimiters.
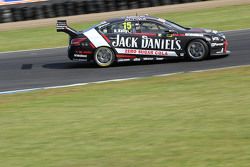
222, 28, 250, 33
191, 64, 250, 73
153, 72, 184, 77
0, 78, 139, 95
0, 46, 67, 54
1, 64, 249, 95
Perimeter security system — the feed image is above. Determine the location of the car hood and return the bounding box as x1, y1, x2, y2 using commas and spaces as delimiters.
185, 28, 226, 40
187, 28, 219, 34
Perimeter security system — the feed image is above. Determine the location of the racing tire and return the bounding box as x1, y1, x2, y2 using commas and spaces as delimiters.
187, 39, 209, 61
94, 47, 115, 67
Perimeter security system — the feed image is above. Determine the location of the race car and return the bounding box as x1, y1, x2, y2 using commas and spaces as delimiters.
56, 15, 230, 67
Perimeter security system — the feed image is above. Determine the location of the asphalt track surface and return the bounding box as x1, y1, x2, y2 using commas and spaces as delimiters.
0, 29, 249, 92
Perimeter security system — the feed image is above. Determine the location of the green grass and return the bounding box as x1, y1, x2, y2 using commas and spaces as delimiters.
0, 4, 250, 52
156, 4, 250, 31
0, 66, 250, 167
0, 22, 96, 52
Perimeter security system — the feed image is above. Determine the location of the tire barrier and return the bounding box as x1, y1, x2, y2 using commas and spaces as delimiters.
0, 0, 208, 23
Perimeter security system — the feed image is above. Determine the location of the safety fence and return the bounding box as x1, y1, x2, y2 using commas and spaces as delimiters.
0, 0, 207, 23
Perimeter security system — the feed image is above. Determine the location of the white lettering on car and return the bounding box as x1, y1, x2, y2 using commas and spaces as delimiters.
115, 48, 178, 57
113, 35, 182, 50
112, 34, 138, 48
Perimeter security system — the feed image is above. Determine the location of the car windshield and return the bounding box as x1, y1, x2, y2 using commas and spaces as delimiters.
164, 20, 188, 31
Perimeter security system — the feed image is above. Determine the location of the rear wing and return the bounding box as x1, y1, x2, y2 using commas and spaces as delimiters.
56, 20, 78, 37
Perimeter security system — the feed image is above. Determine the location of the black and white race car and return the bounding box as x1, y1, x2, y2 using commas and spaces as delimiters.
56, 15, 230, 67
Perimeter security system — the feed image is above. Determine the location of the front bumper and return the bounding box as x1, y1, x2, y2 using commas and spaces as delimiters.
210, 38, 230, 56
211, 50, 231, 56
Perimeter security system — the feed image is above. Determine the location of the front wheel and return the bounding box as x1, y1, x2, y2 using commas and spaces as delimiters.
187, 39, 209, 61
94, 47, 115, 67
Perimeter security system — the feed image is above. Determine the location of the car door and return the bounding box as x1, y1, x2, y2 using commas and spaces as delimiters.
138, 21, 182, 57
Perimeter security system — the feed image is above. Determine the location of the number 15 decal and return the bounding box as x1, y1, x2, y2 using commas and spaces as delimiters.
123, 22, 132, 30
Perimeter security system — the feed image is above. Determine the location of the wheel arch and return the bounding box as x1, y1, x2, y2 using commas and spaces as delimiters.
185, 38, 210, 60
93, 46, 116, 67
185, 37, 210, 50
185, 37, 211, 57
91, 45, 116, 59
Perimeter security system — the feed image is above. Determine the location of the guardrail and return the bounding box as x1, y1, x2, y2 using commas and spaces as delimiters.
0, 0, 207, 23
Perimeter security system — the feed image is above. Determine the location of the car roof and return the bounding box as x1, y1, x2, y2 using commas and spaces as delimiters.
93, 15, 189, 32
104, 15, 165, 23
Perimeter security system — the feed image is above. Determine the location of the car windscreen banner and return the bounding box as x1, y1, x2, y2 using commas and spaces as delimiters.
0, 0, 47, 6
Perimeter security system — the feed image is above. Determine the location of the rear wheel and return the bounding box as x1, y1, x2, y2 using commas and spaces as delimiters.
94, 47, 115, 67
187, 39, 209, 61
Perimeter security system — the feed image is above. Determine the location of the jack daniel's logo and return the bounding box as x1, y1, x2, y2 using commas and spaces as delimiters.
112, 34, 182, 50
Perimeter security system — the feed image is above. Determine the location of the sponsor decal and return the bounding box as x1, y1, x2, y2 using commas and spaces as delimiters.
114, 29, 129, 33
115, 48, 178, 57
125, 16, 147, 21
117, 59, 131, 62
212, 36, 220, 41
133, 58, 141, 61
185, 33, 204, 37
74, 54, 87, 58
74, 59, 87, 62
141, 35, 181, 50
211, 43, 224, 47
112, 34, 182, 50
143, 57, 154, 61
118, 57, 166, 62
112, 35, 138, 48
